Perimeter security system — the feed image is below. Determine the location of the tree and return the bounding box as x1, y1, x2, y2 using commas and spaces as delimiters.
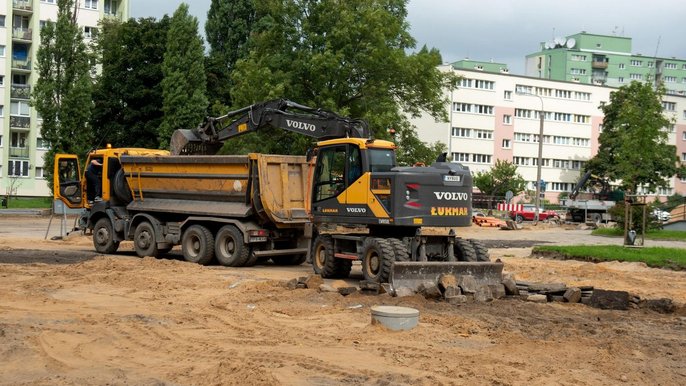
32, 0, 94, 190
205, 0, 255, 108
227, 0, 457, 156
473, 159, 527, 199
92, 17, 170, 149
585, 81, 680, 194
159, 3, 208, 149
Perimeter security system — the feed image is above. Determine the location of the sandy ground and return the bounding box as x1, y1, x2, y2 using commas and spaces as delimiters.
1, 215, 685, 385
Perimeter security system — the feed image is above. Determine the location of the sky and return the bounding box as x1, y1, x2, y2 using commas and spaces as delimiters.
130, 0, 686, 75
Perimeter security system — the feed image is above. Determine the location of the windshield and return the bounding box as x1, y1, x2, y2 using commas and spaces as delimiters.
368, 149, 395, 172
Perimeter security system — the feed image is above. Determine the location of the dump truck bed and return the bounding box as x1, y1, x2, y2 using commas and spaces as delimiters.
119, 153, 310, 227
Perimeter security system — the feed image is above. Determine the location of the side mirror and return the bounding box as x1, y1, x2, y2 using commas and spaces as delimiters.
306, 147, 318, 162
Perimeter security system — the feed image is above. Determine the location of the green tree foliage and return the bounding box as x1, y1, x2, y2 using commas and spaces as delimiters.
92, 17, 170, 148
32, 0, 94, 190
585, 81, 679, 194
205, 0, 255, 108
159, 3, 208, 149
473, 159, 527, 198
227, 0, 456, 157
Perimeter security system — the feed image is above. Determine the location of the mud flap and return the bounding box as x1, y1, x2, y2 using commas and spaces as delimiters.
389, 261, 504, 293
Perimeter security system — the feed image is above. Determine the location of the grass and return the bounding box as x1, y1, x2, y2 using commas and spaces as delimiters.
1, 197, 52, 209
592, 227, 686, 241
532, 245, 686, 270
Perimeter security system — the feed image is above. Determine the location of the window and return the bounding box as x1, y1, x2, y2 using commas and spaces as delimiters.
42, 0, 57, 3
35, 167, 45, 179
553, 159, 570, 169
0, 45, 5, 57
662, 101, 676, 111
618, 63, 625, 70
474, 129, 492, 139
533, 111, 551, 121
84, 26, 98, 38
630, 73, 642, 80
535, 87, 552, 97
574, 115, 590, 124
571, 161, 586, 170
572, 138, 589, 147
551, 182, 571, 192
571, 54, 586, 61
514, 133, 531, 142
313, 146, 346, 202
104, 0, 118, 14
504, 90, 512, 100
681, 153, 686, 162
515, 85, 532, 94
630, 60, 642, 67
37, 137, 49, 149
11, 131, 27, 148
459, 79, 472, 88
452, 152, 469, 162
553, 112, 571, 122
451, 127, 471, 137
8, 159, 30, 177
570, 68, 586, 75
472, 154, 491, 164
514, 109, 532, 118
664, 63, 677, 69
10, 101, 30, 116
503, 115, 512, 124
532, 158, 550, 167
618, 77, 624, 83
574, 92, 590, 101
682, 131, 686, 141
0, 15, 5, 27
0, 105, 3, 117
474, 104, 493, 115
502, 139, 511, 149
553, 136, 570, 145
0, 75, 4, 86
84, 0, 98, 9
453, 103, 471, 112
474, 80, 494, 90
664, 76, 677, 83
683, 110, 686, 119
532, 134, 550, 144
513, 157, 530, 166
0, 135, 2, 146
555, 89, 572, 99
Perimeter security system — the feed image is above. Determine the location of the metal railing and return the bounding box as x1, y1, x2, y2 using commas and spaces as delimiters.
12, 0, 32, 12
12, 28, 32, 41
11, 84, 31, 99
11, 59, 32, 71
10, 115, 30, 128
9, 146, 30, 158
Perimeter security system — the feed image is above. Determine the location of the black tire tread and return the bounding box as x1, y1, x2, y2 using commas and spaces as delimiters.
468, 239, 490, 262
389, 238, 410, 262
362, 237, 395, 283
93, 218, 119, 254
455, 238, 477, 262
183, 225, 215, 266
214, 225, 249, 267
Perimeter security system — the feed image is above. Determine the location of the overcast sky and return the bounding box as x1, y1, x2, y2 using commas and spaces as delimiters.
131, 0, 686, 74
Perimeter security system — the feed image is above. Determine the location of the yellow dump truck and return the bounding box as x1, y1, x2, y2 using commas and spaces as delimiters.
54, 146, 312, 266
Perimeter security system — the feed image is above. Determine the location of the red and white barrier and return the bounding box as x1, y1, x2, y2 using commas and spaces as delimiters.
497, 203, 523, 211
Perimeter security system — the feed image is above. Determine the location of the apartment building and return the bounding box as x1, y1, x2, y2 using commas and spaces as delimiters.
0, 0, 128, 197
412, 61, 686, 203
525, 31, 686, 96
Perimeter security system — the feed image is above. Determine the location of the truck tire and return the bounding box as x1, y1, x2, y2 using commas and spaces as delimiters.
93, 218, 119, 254
468, 239, 490, 262
214, 225, 249, 267
113, 169, 133, 203
454, 238, 477, 262
182, 225, 215, 265
515, 214, 524, 224
389, 238, 410, 262
361, 237, 394, 283
134, 221, 159, 258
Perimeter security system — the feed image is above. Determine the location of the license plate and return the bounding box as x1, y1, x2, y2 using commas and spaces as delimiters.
444, 175, 461, 182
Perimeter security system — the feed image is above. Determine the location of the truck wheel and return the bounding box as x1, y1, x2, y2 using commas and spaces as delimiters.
361, 237, 394, 283
589, 213, 602, 224
243, 250, 260, 267
515, 214, 524, 224
454, 238, 477, 262
468, 239, 490, 262
214, 225, 247, 267
311, 235, 333, 275
182, 225, 215, 265
134, 221, 159, 258
389, 238, 410, 262
93, 218, 119, 254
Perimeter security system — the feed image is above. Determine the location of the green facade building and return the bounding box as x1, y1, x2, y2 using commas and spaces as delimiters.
525, 31, 686, 96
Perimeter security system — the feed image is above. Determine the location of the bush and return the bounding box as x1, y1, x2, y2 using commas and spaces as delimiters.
609, 201, 662, 232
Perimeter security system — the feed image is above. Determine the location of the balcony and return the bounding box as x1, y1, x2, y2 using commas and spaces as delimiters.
10, 115, 31, 129
12, 0, 33, 13
11, 84, 31, 99
591, 61, 608, 69
9, 146, 30, 159
12, 28, 33, 41
11, 59, 32, 71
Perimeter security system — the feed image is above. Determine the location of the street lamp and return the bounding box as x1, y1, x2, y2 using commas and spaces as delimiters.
516, 90, 544, 225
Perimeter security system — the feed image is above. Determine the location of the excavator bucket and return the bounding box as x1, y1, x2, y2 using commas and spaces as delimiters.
389, 261, 504, 294
170, 129, 222, 155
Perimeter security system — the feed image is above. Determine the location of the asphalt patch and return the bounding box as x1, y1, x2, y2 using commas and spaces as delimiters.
0, 249, 98, 265
479, 240, 551, 249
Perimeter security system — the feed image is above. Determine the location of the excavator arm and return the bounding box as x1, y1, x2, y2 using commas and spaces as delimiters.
170, 99, 370, 155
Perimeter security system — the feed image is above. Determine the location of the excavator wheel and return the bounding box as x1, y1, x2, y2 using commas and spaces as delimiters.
454, 238, 477, 262
361, 237, 395, 283
468, 239, 490, 262
182, 225, 215, 265
389, 238, 410, 262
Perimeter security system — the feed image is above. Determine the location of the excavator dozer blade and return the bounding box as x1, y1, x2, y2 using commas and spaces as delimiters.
389, 261, 504, 293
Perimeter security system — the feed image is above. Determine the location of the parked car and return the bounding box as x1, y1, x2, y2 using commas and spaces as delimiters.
651, 209, 670, 222
509, 204, 560, 223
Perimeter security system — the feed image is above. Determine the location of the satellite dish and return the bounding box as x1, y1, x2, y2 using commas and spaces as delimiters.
566, 38, 576, 48
548, 40, 556, 49
544, 42, 550, 49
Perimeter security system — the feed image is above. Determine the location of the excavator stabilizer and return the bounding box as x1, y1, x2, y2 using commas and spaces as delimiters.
389, 261, 504, 293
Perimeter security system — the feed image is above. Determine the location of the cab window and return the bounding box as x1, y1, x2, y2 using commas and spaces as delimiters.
314, 146, 346, 201
369, 149, 395, 172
